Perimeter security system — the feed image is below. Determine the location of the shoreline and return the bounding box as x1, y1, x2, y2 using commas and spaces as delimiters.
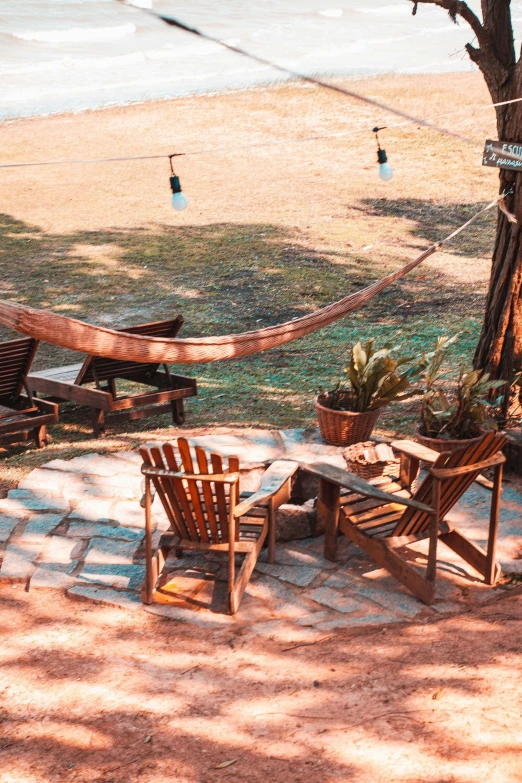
0, 66, 479, 126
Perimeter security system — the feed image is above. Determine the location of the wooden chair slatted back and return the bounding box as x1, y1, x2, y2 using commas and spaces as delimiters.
393, 432, 505, 537
77, 317, 184, 385
140, 437, 240, 544
0, 338, 38, 405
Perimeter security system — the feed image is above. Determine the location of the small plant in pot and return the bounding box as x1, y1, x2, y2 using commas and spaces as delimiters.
315, 339, 422, 446
417, 336, 505, 452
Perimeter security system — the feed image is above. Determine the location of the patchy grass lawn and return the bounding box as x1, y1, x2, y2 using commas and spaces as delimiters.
0, 72, 499, 487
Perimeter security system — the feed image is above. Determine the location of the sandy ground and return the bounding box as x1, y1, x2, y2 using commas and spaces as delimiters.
1, 586, 522, 783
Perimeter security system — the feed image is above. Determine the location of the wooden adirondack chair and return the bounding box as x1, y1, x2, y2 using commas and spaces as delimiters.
27, 316, 197, 437
305, 432, 506, 605
0, 337, 58, 448
140, 438, 298, 613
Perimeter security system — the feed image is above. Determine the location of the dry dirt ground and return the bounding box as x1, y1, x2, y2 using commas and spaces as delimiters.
1, 586, 522, 783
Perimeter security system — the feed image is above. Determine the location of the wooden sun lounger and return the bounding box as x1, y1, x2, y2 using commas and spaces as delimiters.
140, 437, 298, 613
305, 432, 506, 605
0, 337, 58, 449
27, 316, 197, 437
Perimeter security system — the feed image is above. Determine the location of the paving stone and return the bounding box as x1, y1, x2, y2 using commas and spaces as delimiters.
245, 575, 310, 618
3, 495, 70, 514
0, 542, 40, 582
323, 571, 354, 589
8, 488, 64, 500
69, 500, 114, 523
0, 516, 21, 543
46, 454, 127, 477
18, 468, 65, 489
67, 584, 142, 611
66, 522, 143, 543
83, 537, 140, 565
350, 581, 424, 619
143, 602, 236, 627
111, 501, 149, 529
20, 514, 65, 545
30, 563, 76, 590
305, 586, 366, 614
0, 498, 34, 520
254, 561, 321, 587
272, 544, 337, 570
316, 613, 401, 630
296, 610, 331, 626
77, 563, 145, 590
41, 535, 83, 564
276, 504, 315, 541
77, 484, 135, 501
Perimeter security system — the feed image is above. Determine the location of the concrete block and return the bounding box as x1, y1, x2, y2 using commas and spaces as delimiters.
77, 563, 145, 590
276, 504, 316, 541
30, 563, 76, 590
83, 537, 140, 565
0, 542, 40, 582
305, 586, 364, 614
41, 535, 82, 564
69, 500, 114, 523
20, 514, 65, 545
255, 561, 320, 587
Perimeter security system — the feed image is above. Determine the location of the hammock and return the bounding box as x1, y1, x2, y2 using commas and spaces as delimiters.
0, 199, 500, 365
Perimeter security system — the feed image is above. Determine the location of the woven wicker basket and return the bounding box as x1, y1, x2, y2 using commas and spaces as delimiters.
343, 440, 398, 480
416, 429, 483, 454
315, 396, 381, 447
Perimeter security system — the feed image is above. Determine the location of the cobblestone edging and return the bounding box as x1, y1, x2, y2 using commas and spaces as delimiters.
1, 428, 521, 640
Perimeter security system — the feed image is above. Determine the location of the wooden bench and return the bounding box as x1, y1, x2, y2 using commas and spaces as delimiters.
0, 337, 58, 449
27, 317, 197, 438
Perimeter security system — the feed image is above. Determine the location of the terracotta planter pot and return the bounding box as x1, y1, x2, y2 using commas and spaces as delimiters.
314, 395, 381, 446
416, 428, 484, 454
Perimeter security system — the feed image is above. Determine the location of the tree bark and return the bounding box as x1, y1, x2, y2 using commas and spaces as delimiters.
411, 1, 522, 400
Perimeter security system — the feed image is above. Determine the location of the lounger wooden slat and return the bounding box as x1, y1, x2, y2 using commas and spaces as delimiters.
141, 437, 298, 613
0, 338, 58, 449
27, 316, 197, 437
306, 433, 506, 606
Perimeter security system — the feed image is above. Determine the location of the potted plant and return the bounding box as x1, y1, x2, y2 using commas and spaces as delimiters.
315, 339, 422, 446
417, 336, 505, 452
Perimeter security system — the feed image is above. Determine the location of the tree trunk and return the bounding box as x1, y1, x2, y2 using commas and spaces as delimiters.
473, 79, 522, 398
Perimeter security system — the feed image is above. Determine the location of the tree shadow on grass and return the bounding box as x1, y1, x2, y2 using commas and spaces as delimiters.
0, 202, 494, 460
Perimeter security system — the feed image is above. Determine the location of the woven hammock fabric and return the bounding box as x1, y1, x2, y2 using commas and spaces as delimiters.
0, 199, 500, 364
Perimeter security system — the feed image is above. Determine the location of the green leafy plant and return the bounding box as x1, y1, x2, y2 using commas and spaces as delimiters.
319, 339, 423, 413
419, 336, 505, 440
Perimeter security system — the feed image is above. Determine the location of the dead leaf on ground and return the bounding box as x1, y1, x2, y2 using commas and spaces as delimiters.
214, 759, 237, 769
432, 689, 443, 700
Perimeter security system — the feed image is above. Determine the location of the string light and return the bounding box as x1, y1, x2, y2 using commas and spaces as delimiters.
169, 154, 188, 211
373, 127, 393, 181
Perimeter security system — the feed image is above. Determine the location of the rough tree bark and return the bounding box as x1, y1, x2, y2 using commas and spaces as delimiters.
410, 1, 522, 394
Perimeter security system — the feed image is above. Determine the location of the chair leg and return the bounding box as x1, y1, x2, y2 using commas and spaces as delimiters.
143, 477, 155, 605
171, 399, 185, 425
318, 479, 340, 562
426, 478, 441, 584
229, 527, 267, 613
267, 499, 276, 564
91, 408, 105, 438
33, 425, 47, 448
485, 462, 502, 584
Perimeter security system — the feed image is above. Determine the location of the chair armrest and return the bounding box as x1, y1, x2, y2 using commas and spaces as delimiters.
431, 452, 505, 479
391, 439, 439, 463
302, 462, 434, 514
141, 465, 240, 484
233, 460, 299, 518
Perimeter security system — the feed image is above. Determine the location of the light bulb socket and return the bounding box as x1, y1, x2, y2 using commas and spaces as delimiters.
170, 175, 182, 194
377, 148, 388, 164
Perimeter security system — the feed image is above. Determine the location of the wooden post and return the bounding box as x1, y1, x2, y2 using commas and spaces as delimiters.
171, 399, 185, 425
400, 454, 420, 491
318, 479, 340, 562
228, 506, 236, 610
268, 497, 276, 564
485, 462, 503, 584
426, 477, 441, 583
144, 476, 154, 605
91, 408, 105, 438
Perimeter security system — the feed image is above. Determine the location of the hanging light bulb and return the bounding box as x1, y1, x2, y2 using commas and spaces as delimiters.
373, 127, 393, 182
169, 154, 188, 211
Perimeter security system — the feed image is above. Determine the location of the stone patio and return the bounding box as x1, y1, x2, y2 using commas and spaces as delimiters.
1, 427, 521, 641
